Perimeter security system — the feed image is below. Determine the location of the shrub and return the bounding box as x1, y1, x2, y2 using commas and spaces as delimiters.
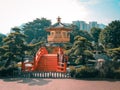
114, 69, 120, 79
98, 61, 120, 79
75, 66, 98, 78
0, 66, 18, 77
0, 67, 7, 77
87, 67, 99, 78
75, 66, 88, 78
105, 68, 115, 78
69, 66, 76, 77
69, 61, 120, 79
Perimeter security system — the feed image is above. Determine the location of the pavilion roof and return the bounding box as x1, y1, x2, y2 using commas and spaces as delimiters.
46, 17, 72, 31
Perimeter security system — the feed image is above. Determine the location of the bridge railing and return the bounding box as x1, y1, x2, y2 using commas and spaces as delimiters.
13, 71, 71, 79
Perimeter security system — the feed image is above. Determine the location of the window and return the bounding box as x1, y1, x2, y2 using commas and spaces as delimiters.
56, 31, 61, 38
63, 31, 66, 37
51, 31, 54, 35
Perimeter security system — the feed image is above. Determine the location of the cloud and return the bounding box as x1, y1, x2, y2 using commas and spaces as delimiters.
0, 0, 119, 34
0, 0, 90, 34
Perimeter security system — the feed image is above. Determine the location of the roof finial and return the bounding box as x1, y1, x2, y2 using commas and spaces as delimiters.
57, 16, 61, 23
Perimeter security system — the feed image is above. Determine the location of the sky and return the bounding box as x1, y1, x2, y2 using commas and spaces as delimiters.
0, 0, 120, 34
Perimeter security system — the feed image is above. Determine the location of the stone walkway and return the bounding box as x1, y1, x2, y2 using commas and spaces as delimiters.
0, 78, 120, 90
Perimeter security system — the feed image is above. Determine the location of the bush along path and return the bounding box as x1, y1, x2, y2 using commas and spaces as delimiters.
69, 64, 120, 79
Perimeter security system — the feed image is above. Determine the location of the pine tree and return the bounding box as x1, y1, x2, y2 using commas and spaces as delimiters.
66, 36, 93, 65
0, 27, 28, 67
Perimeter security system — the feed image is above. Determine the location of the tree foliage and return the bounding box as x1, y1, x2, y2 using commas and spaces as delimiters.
108, 47, 120, 61
90, 27, 102, 43
66, 36, 93, 65
22, 18, 51, 43
26, 41, 45, 56
99, 20, 120, 48
0, 27, 29, 67
0, 33, 6, 46
71, 30, 93, 43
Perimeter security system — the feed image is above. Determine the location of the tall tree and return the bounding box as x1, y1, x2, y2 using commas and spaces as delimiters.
0, 27, 28, 67
22, 18, 51, 43
90, 27, 102, 52
90, 27, 102, 43
99, 20, 120, 48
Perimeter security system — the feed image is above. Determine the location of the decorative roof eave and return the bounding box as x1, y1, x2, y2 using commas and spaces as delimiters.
46, 27, 72, 31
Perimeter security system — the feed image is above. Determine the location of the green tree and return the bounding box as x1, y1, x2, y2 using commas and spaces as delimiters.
0, 33, 6, 46
90, 27, 102, 43
108, 47, 120, 61
66, 36, 93, 65
25, 41, 45, 56
99, 20, 120, 48
0, 27, 28, 67
90, 27, 103, 53
22, 18, 51, 43
70, 30, 93, 43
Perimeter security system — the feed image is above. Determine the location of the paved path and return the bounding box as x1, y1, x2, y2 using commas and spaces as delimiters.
0, 78, 120, 90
